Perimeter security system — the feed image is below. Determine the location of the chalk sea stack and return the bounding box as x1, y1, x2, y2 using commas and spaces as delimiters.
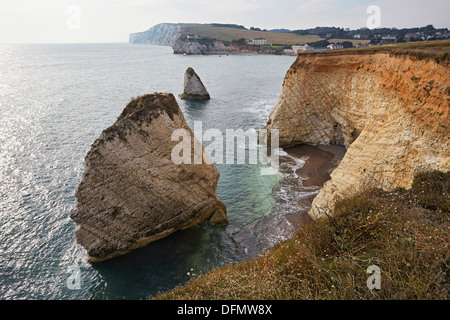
71, 93, 227, 263
179, 67, 210, 100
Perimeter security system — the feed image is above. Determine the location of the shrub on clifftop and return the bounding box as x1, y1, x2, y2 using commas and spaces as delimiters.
155, 171, 449, 300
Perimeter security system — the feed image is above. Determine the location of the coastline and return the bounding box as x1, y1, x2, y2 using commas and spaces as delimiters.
272, 144, 346, 234
285, 144, 345, 187
229, 144, 346, 258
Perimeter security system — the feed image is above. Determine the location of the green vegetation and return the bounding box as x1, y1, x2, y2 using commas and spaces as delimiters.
155, 171, 449, 300
264, 45, 284, 49
182, 24, 321, 45
196, 38, 219, 45
340, 41, 354, 48
307, 39, 331, 47
292, 25, 449, 43
186, 67, 195, 77
231, 38, 247, 45
209, 23, 247, 30
178, 24, 448, 48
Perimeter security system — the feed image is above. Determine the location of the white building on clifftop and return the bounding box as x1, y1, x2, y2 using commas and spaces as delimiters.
247, 38, 271, 46
327, 43, 344, 50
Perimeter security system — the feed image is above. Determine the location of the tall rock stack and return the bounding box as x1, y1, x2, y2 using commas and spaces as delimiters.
71, 93, 227, 263
179, 67, 211, 100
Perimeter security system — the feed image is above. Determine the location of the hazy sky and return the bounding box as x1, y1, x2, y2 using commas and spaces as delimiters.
0, 0, 448, 43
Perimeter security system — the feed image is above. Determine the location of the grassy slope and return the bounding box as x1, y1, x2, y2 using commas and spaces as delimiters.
182, 24, 322, 45
183, 24, 371, 45
155, 171, 449, 300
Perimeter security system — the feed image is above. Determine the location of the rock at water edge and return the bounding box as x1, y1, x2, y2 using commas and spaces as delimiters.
179, 67, 210, 100
70, 93, 227, 263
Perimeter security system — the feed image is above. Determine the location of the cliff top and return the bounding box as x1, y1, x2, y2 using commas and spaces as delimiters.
118, 93, 180, 122
298, 39, 450, 65
181, 24, 326, 45
73, 91, 226, 263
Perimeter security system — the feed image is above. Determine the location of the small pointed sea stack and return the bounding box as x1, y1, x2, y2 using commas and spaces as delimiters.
71, 93, 227, 263
179, 67, 210, 100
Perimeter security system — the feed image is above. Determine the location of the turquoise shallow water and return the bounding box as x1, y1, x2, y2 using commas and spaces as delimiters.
0, 43, 326, 299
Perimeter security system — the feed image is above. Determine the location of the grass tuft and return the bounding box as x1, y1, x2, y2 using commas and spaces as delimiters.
154, 171, 449, 300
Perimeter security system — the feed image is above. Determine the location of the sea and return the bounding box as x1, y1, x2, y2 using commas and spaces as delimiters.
0, 43, 340, 300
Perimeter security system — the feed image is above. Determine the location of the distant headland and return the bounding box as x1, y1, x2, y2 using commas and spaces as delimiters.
129, 23, 450, 55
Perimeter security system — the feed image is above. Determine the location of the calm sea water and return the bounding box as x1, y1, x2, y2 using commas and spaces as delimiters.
0, 43, 319, 300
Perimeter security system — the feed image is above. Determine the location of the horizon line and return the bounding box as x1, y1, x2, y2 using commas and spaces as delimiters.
0, 41, 130, 45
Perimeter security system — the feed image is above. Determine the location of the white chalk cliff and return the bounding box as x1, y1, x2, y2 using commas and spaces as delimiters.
129, 23, 182, 46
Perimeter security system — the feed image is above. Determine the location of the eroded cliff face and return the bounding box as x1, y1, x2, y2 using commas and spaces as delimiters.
265, 51, 449, 219
129, 23, 182, 45
172, 38, 229, 55
71, 93, 227, 263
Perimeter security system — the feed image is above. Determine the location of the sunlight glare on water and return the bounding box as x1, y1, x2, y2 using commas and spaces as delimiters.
0, 43, 333, 300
